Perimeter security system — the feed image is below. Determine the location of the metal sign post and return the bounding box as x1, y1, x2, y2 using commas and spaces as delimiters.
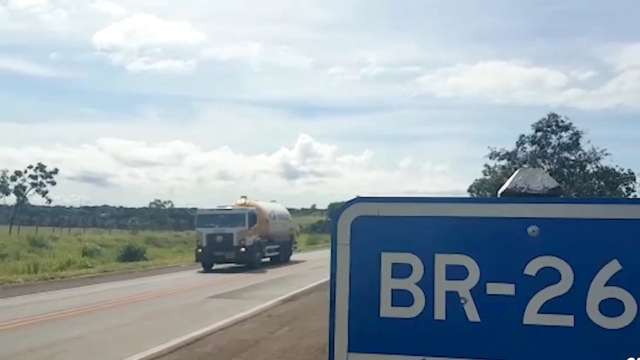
329, 196, 640, 360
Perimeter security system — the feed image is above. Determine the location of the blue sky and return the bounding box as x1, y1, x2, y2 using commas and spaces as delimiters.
1, 0, 639, 207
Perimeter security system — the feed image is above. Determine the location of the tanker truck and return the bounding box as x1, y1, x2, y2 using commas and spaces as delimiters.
194, 197, 296, 272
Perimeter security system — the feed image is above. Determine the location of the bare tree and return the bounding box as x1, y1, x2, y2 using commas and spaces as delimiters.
5, 163, 59, 235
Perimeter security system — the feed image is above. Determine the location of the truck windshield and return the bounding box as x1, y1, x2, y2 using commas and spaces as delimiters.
196, 213, 246, 228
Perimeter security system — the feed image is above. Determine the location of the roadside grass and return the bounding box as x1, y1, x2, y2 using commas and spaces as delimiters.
291, 212, 325, 228
296, 233, 330, 252
0, 226, 196, 285
0, 217, 332, 284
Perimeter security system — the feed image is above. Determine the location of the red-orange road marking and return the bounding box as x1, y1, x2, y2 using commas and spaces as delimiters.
0, 260, 309, 332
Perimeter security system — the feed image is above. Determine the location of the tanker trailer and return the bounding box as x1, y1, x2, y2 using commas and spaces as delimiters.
194, 197, 296, 272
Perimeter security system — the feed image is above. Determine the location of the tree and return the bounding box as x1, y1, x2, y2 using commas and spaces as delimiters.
148, 199, 175, 209
0, 170, 9, 200
468, 113, 637, 198
148, 199, 175, 229
327, 201, 346, 223
5, 163, 59, 234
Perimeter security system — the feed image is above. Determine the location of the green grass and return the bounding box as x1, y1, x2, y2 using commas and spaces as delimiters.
291, 210, 330, 252
0, 218, 332, 285
296, 233, 330, 252
291, 212, 326, 228
0, 226, 196, 285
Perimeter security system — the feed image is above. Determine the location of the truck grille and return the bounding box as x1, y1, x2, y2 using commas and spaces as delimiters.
205, 233, 234, 250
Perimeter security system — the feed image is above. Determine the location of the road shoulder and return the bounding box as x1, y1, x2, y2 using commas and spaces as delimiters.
0, 263, 198, 298
159, 283, 328, 360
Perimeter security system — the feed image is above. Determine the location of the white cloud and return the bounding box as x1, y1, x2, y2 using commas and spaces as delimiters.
93, 14, 205, 48
570, 69, 598, 81
563, 69, 640, 110
359, 60, 422, 80
268, 46, 314, 69
326, 58, 423, 82
2, 0, 69, 30
95, 138, 199, 167
7, 0, 49, 12
327, 66, 346, 76
91, 0, 126, 17
203, 42, 313, 70
203, 42, 263, 62
417, 61, 569, 105
1, 0, 639, 113
92, 13, 206, 73
415, 59, 640, 110
0, 6, 7, 23
0, 56, 68, 77
124, 58, 197, 73
398, 157, 413, 169
0, 134, 465, 207
609, 43, 640, 71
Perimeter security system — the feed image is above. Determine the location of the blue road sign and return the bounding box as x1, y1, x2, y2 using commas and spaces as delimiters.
329, 197, 640, 360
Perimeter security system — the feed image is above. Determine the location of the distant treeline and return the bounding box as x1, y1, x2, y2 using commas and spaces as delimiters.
0, 204, 340, 232
0, 205, 197, 231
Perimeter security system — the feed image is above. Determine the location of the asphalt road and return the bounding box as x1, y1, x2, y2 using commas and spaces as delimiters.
161, 283, 329, 360
0, 250, 329, 360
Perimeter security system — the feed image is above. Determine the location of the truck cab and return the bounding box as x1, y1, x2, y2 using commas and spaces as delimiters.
195, 199, 295, 272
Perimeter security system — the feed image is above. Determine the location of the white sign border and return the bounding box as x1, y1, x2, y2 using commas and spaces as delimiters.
334, 201, 640, 360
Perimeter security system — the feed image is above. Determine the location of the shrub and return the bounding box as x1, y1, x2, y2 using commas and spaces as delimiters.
302, 219, 330, 234
81, 243, 104, 258
305, 234, 326, 246
117, 243, 148, 262
27, 235, 53, 250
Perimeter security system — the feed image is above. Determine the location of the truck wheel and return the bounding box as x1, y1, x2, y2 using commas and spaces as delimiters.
248, 248, 263, 269
201, 262, 214, 272
280, 239, 293, 263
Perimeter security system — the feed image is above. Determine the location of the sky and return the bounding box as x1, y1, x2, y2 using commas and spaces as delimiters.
1, 0, 639, 208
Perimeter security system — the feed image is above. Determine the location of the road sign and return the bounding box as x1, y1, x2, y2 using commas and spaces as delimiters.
329, 197, 640, 360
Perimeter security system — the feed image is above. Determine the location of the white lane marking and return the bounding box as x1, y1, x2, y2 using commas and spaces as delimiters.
123, 277, 329, 360
485, 282, 516, 296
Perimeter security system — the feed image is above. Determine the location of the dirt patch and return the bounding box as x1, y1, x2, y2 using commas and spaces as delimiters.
160, 283, 329, 360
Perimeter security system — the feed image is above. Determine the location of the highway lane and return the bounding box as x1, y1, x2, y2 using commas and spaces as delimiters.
0, 250, 329, 360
